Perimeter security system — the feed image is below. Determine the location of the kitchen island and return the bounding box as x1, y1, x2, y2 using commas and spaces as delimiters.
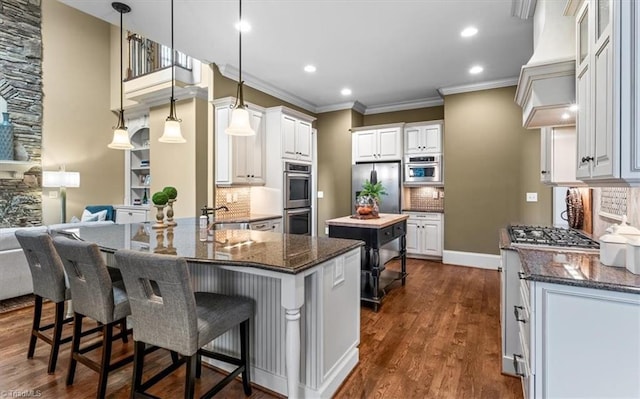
499, 229, 640, 399
58, 219, 364, 399
326, 213, 408, 311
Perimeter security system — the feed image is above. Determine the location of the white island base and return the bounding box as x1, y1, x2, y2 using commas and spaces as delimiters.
187, 247, 361, 398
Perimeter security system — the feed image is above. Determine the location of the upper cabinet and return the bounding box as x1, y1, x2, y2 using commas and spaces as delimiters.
573, 0, 640, 185
266, 107, 315, 163
404, 121, 443, 155
352, 124, 403, 163
214, 97, 266, 186
540, 126, 585, 186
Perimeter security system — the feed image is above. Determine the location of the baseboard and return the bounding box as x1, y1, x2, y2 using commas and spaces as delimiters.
442, 250, 501, 270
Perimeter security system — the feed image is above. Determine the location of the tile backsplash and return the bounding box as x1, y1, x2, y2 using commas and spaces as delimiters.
593, 187, 640, 237
214, 187, 251, 218
407, 187, 444, 211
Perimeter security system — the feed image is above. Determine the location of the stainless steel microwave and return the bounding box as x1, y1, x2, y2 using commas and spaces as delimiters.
404, 155, 442, 185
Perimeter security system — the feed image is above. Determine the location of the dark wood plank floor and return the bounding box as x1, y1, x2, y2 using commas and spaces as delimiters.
0, 259, 522, 398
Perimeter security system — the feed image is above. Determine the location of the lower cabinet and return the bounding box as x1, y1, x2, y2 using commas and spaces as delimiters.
403, 212, 443, 257
516, 274, 640, 399
250, 218, 282, 233
115, 206, 150, 223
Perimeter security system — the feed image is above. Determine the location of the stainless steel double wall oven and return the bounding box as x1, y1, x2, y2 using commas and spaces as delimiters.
283, 162, 312, 235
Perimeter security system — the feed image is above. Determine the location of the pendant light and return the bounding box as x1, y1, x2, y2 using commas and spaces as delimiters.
159, 0, 186, 143
108, 2, 133, 150
226, 0, 255, 136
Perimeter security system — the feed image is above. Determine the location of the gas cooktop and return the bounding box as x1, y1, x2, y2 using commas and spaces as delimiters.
508, 225, 600, 250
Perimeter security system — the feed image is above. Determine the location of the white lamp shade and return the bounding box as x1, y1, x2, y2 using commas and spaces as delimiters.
225, 107, 255, 136
159, 119, 186, 143
108, 127, 134, 150
42, 171, 80, 188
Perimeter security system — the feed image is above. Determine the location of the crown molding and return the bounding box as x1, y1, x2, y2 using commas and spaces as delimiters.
218, 64, 318, 114
315, 101, 367, 114
511, 0, 537, 19
437, 77, 519, 96
364, 97, 444, 115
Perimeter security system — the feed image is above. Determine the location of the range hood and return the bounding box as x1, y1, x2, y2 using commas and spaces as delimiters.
515, 0, 576, 129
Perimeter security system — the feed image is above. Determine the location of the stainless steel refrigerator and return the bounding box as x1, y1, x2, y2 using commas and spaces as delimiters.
352, 161, 401, 214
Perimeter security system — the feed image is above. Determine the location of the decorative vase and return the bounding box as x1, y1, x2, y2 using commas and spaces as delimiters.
152, 205, 167, 229
354, 195, 379, 218
166, 199, 177, 226
0, 112, 13, 160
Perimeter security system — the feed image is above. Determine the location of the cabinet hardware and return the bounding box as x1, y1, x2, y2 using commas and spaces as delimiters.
518, 271, 526, 280
512, 354, 525, 377
581, 156, 594, 163
514, 305, 526, 323
253, 224, 266, 229
541, 170, 548, 174
497, 266, 503, 272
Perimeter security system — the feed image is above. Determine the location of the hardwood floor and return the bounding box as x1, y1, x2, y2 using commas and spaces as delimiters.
0, 259, 522, 398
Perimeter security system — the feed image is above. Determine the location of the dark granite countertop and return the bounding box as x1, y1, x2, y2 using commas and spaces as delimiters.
499, 228, 640, 294
59, 218, 363, 275
402, 208, 444, 213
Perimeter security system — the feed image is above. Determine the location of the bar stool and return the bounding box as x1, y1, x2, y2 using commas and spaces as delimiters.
52, 236, 133, 399
15, 230, 77, 374
114, 250, 254, 399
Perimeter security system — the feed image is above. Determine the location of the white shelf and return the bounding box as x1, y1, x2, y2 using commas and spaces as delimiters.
0, 161, 38, 179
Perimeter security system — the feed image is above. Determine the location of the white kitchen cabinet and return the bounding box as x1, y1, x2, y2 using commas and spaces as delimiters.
516, 276, 640, 399
266, 107, 315, 163
573, 0, 640, 185
214, 98, 266, 186
352, 124, 403, 163
539, 126, 584, 186
403, 212, 443, 257
249, 218, 282, 233
499, 247, 522, 376
115, 206, 150, 223
404, 121, 443, 155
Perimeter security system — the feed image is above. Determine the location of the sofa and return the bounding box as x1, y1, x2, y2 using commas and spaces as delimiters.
0, 221, 114, 301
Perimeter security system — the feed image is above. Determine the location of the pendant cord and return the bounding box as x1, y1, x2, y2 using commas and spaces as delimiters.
239, 0, 242, 83
119, 9, 124, 112
171, 0, 175, 100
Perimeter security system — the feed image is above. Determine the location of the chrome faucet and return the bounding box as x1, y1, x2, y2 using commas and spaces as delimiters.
200, 205, 230, 224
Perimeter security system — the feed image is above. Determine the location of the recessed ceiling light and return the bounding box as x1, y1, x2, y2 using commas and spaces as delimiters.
341, 88, 352, 96
469, 65, 483, 74
561, 112, 571, 120
569, 104, 578, 112
235, 20, 251, 32
304, 65, 317, 73
461, 26, 478, 37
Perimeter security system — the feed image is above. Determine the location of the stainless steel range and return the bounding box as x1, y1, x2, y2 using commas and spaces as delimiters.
508, 225, 600, 250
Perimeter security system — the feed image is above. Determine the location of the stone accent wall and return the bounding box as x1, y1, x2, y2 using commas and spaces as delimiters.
0, 0, 43, 227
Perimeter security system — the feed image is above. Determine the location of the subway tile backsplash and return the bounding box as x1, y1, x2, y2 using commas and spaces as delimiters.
408, 187, 445, 211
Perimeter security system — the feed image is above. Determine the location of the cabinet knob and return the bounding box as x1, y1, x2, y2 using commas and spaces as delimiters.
541, 170, 547, 174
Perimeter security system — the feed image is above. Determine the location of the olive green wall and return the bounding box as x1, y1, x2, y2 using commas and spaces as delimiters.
316, 110, 354, 236
363, 106, 444, 125
41, 0, 124, 224
443, 86, 551, 255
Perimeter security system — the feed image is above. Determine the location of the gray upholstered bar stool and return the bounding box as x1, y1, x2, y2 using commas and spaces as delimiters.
52, 236, 133, 399
15, 229, 77, 374
114, 250, 254, 399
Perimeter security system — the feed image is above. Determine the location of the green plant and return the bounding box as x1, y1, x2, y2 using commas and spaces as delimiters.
162, 186, 178, 200
360, 180, 387, 202
152, 191, 169, 206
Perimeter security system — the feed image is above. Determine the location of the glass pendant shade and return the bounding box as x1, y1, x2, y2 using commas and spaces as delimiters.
160, 118, 186, 143
108, 111, 133, 149
226, 106, 255, 136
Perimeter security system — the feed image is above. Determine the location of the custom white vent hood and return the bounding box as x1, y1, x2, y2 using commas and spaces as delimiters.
515, 0, 576, 128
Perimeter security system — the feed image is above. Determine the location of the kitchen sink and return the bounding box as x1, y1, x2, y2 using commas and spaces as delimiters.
209, 222, 249, 230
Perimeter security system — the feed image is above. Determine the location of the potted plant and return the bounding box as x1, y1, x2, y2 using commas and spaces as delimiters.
163, 186, 178, 226
355, 180, 387, 217
151, 191, 169, 229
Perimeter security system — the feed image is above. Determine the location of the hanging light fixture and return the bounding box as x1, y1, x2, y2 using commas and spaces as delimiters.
159, 0, 186, 143
226, 0, 255, 136
108, 2, 133, 150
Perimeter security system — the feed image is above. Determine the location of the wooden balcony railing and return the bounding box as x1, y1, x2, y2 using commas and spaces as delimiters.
126, 32, 192, 80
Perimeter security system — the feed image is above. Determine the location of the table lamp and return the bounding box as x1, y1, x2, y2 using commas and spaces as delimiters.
42, 168, 80, 223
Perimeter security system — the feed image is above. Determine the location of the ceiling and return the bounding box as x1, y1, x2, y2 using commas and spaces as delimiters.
59, 0, 534, 114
